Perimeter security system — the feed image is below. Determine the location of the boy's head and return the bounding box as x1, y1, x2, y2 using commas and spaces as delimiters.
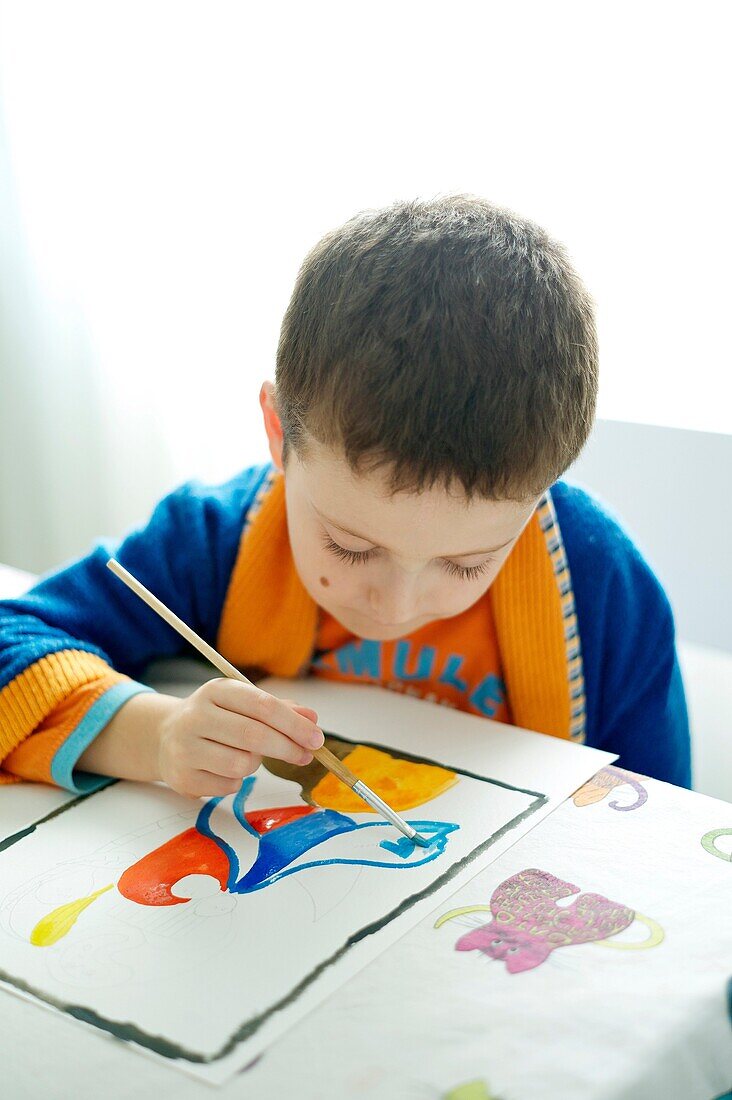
261, 194, 598, 641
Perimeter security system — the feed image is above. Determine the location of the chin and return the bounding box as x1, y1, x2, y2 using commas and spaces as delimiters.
340, 612, 432, 641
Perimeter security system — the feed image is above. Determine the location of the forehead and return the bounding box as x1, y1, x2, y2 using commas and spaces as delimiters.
286, 441, 537, 558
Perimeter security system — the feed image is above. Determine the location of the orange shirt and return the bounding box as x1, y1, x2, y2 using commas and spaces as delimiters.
311, 591, 512, 723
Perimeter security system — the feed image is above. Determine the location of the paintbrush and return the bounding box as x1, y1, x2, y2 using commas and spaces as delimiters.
106, 558, 430, 847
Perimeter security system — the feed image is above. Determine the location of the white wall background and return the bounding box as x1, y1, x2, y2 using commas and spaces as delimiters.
568, 421, 731, 653
1, 0, 730, 572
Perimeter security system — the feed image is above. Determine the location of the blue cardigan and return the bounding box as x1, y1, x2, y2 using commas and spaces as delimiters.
0, 463, 691, 791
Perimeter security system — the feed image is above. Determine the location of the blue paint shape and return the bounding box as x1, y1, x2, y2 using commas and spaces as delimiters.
196, 775, 460, 895
379, 824, 450, 859
379, 836, 418, 859
243, 819, 459, 889
195, 776, 258, 890
232, 808, 359, 893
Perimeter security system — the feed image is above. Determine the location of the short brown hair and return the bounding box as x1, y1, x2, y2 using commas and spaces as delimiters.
275, 193, 598, 500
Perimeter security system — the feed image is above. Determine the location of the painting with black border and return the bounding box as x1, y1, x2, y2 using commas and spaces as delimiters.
0, 731, 547, 1081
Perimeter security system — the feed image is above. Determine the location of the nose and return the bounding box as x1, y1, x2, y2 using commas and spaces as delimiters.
368, 568, 422, 624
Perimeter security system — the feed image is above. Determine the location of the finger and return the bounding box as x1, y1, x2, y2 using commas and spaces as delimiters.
189, 740, 264, 780
281, 699, 319, 724
210, 681, 324, 750
179, 771, 246, 799
205, 713, 315, 766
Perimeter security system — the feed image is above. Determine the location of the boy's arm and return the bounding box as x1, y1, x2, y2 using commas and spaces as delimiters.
597, 562, 691, 787
553, 482, 692, 788
0, 464, 268, 792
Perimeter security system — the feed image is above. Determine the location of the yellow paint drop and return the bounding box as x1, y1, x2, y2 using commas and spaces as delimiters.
30, 883, 114, 947
312, 745, 458, 813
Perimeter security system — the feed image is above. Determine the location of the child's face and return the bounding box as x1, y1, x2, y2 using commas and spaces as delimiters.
261, 384, 539, 641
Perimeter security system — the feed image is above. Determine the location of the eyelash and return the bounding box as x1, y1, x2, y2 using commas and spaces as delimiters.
322, 534, 376, 566
441, 558, 494, 581
321, 534, 494, 581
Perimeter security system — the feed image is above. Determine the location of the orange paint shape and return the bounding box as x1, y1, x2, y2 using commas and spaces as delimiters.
311, 745, 458, 813
117, 827, 229, 906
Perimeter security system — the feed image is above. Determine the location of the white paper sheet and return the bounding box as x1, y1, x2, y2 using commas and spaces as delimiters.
239, 777, 732, 1100
0, 676, 613, 1084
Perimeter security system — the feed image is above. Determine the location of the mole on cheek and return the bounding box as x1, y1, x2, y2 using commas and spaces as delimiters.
319, 576, 330, 587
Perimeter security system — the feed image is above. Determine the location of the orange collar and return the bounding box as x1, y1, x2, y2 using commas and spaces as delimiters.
217, 468, 585, 741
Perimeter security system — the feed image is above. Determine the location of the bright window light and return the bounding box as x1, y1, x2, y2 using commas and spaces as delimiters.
1, 1, 728, 487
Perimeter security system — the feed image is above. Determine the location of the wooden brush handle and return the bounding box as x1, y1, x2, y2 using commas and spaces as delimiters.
313, 745, 357, 788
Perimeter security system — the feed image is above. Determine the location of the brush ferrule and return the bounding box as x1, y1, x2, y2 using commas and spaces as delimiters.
352, 780, 418, 840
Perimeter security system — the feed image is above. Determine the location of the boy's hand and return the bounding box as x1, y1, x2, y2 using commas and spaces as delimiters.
157, 679, 324, 799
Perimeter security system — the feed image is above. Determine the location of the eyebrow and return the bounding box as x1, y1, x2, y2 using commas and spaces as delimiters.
315, 509, 515, 558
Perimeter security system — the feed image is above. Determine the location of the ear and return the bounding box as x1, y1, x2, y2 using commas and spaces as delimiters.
259, 381, 284, 471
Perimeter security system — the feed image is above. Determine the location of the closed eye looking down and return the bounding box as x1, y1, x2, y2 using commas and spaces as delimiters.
320, 533, 495, 581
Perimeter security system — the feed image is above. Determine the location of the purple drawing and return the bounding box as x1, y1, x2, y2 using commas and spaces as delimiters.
436, 868, 637, 973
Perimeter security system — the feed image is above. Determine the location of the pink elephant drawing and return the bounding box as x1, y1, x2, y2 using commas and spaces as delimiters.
438, 868, 636, 973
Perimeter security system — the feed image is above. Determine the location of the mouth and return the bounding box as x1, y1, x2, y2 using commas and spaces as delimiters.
327, 600, 435, 634
350, 612, 430, 631
348, 611, 415, 628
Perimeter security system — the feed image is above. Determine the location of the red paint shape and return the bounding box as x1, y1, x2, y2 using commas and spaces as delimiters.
117, 828, 229, 907
245, 805, 315, 834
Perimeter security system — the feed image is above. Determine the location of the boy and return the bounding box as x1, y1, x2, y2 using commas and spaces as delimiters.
0, 195, 691, 799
